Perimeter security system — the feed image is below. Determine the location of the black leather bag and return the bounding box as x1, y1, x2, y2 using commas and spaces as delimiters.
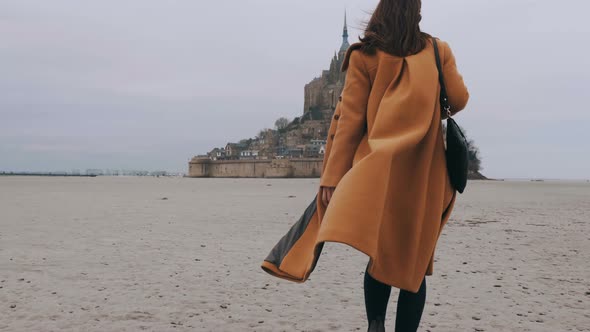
432, 38, 469, 193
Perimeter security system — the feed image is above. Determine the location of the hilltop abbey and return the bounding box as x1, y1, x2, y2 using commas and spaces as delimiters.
303, 13, 350, 119
189, 15, 352, 178
188, 14, 486, 179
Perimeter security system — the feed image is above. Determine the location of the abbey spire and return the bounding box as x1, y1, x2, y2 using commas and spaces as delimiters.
339, 11, 350, 54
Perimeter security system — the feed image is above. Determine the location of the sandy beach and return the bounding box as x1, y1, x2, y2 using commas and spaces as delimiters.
0, 177, 588, 331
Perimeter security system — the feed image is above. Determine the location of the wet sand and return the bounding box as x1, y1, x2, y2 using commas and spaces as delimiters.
0, 177, 588, 331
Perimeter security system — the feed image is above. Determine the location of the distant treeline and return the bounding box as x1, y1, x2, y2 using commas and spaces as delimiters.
0, 172, 97, 177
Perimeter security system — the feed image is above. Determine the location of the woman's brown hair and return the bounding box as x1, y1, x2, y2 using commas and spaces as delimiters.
359, 0, 430, 57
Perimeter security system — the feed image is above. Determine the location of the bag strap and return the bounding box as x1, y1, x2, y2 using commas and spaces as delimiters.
432, 38, 452, 118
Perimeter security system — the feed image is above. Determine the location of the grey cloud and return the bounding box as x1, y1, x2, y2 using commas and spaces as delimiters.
1, 0, 589, 178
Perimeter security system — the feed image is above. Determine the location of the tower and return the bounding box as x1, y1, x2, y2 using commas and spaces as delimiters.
303, 11, 351, 114
339, 11, 350, 57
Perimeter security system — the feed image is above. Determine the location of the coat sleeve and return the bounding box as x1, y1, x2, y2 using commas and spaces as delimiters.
319, 50, 370, 188
440, 41, 470, 119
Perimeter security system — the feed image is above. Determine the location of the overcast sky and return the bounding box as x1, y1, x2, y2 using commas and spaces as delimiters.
1, 0, 589, 179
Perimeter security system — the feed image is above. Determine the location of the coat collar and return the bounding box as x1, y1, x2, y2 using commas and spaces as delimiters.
341, 42, 364, 72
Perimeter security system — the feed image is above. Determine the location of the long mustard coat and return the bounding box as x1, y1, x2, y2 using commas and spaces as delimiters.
262, 38, 470, 293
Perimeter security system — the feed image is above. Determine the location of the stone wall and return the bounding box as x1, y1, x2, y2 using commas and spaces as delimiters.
188, 158, 323, 178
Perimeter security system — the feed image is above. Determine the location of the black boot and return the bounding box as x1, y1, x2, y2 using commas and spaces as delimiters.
368, 318, 385, 332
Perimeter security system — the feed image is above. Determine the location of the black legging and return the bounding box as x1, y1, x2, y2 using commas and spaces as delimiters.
364, 264, 427, 331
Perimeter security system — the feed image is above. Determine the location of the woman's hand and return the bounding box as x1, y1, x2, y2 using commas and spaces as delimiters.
320, 186, 336, 206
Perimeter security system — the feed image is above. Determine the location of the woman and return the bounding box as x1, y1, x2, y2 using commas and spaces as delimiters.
262, 0, 469, 331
